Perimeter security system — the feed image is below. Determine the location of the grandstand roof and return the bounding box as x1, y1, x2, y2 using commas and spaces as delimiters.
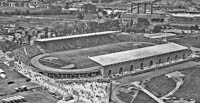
171, 13, 200, 18
131, 0, 156, 4
35, 31, 120, 42
121, 13, 166, 19
144, 33, 176, 39
89, 43, 188, 66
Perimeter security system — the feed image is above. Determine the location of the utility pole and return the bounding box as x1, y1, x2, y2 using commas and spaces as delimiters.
109, 79, 112, 102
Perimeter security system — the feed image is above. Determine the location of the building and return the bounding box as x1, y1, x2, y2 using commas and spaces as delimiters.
0, 69, 6, 79
121, 13, 167, 29
0, 0, 48, 8
89, 43, 191, 77
168, 13, 200, 26
0, 0, 30, 7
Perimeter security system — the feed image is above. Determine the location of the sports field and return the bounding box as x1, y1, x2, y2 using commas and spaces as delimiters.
33, 42, 154, 70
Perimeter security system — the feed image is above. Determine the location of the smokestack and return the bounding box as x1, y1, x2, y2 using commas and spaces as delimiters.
151, 3, 153, 14
131, 3, 133, 13
144, 3, 147, 14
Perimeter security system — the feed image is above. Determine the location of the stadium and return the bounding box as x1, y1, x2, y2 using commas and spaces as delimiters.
31, 31, 192, 79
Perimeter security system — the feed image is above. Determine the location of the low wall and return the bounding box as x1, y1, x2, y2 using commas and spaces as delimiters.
170, 35, 200, 48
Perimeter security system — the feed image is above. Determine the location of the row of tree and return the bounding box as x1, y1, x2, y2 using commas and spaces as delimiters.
53, 20, 121, 36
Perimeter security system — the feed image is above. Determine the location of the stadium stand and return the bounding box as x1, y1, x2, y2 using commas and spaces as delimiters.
35, 31, 120, 52
114, 33, 163, 44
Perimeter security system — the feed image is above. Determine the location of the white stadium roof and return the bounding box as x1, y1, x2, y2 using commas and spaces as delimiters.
35, 31, 120, 42
89, 43, 188, 66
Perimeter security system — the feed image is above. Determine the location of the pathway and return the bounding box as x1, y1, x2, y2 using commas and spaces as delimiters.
130, 90, 139, 103
160, 78, 184, 100
13, 62, 69, 97
132, 82, 165, 103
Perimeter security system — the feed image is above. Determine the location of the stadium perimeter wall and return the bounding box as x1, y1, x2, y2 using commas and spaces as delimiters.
103, 50, 190, 77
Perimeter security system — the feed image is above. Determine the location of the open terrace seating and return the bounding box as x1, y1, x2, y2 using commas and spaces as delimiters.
38, 34, 119, 52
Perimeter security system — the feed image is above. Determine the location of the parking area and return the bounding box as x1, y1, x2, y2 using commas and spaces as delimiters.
0, 63, 57, 103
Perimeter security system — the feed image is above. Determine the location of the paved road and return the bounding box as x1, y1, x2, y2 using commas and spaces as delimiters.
160, 78, 184, 99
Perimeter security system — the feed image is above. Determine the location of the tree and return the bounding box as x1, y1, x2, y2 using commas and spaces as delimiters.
130, 19, 133, 27
190, 25, 194, 33
194, 24, 199, 31
65, 2, 71, 9
26, 10, 30, 15
135, 18, 150, 32
77, 13, 84, 20
43, 5, 62, 15
15, 9, 21, 15
153, 25, 162, 33
82, 3, 97, 13
137, 18, 150, 27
